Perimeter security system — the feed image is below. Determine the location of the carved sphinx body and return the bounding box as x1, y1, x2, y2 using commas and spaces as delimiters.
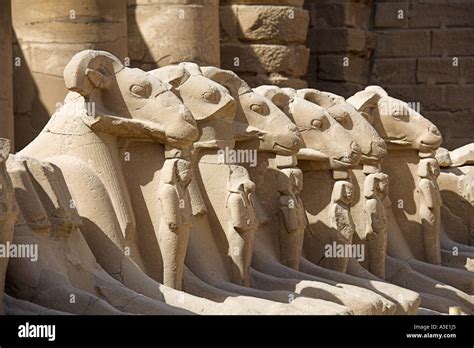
7, 51, 311, 315
253, 85, 361, 268
198, 66, 307, 289
5, 151, 196, 315
3, 48, 473, 316
192, 68, 393, 315
295, 88, 389, 277
251, 86, 408, 315
3, 50, 225, 315
151, 64, 347, 314
269, 87, 422, 314
348, 86, 474, 313
347, 86, 444, 262
19, 50, 199, 273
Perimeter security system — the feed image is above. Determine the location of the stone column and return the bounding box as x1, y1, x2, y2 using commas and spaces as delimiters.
220, 0, 310, 88
0, 0, 14, 150
128, 0, 220, 70
12, 0, 128, 150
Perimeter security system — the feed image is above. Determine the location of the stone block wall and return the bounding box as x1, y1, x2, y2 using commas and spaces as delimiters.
374, 0, 474, 150
305, 0, 474, 150
304, 0, 375, 97
220, 0, 310, 88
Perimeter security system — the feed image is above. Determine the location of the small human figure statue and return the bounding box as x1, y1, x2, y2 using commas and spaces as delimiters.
158, 157, 193, 290
0, 139, 19, 314
225, 165, 259, 286
417, 157, 442, 265
363, 172, 389, 279
327, 180, 355, 272
277, 167, 307, 270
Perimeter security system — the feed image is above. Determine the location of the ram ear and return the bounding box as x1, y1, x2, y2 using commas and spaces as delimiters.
253, 85, 291, 110
296, 88, 335, 109
150, 65, 190, 88
179, 62, 202, 76
201, 66, 250, 96
0, 138, 11, 160
360, 111, 374, 125
63, 50, 123, 98
365, 85, 388, 97
346, 88, 382, 113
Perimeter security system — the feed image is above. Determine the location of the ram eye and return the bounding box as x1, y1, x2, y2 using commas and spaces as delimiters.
311, 119, 323, 128
250, 104, 265, 114
202, 89, 220, 104
392, 109, 404, 119
130, 84, 150, 98
335, 116, 346, 125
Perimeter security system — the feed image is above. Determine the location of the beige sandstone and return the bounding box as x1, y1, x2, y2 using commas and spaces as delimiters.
348, 86, 474, 313
204, 68, 401, 315
254, 86, 419, 315
178, 66, 353, 314
153, 64, 377, 314
1, 48, 472, 316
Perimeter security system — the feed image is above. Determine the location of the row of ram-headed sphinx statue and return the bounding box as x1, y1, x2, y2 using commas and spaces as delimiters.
0, 50, 473, 315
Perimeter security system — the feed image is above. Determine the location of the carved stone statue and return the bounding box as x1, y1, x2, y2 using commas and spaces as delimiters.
2, 47, 474, 316
0, 139, 18, 315
417, 158, 442, 265
158, 158, 193, 290
152, 64, 339, 314
363, 172, 389, 278
5, 153, 189, 315
7, 51, 285, 315
20, 50, 199, 272
226, 165, 260, 286
253, 85, 420, 315
277, 167, 307, 270
324, 180, 355, 272
348, 86, 474, 313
